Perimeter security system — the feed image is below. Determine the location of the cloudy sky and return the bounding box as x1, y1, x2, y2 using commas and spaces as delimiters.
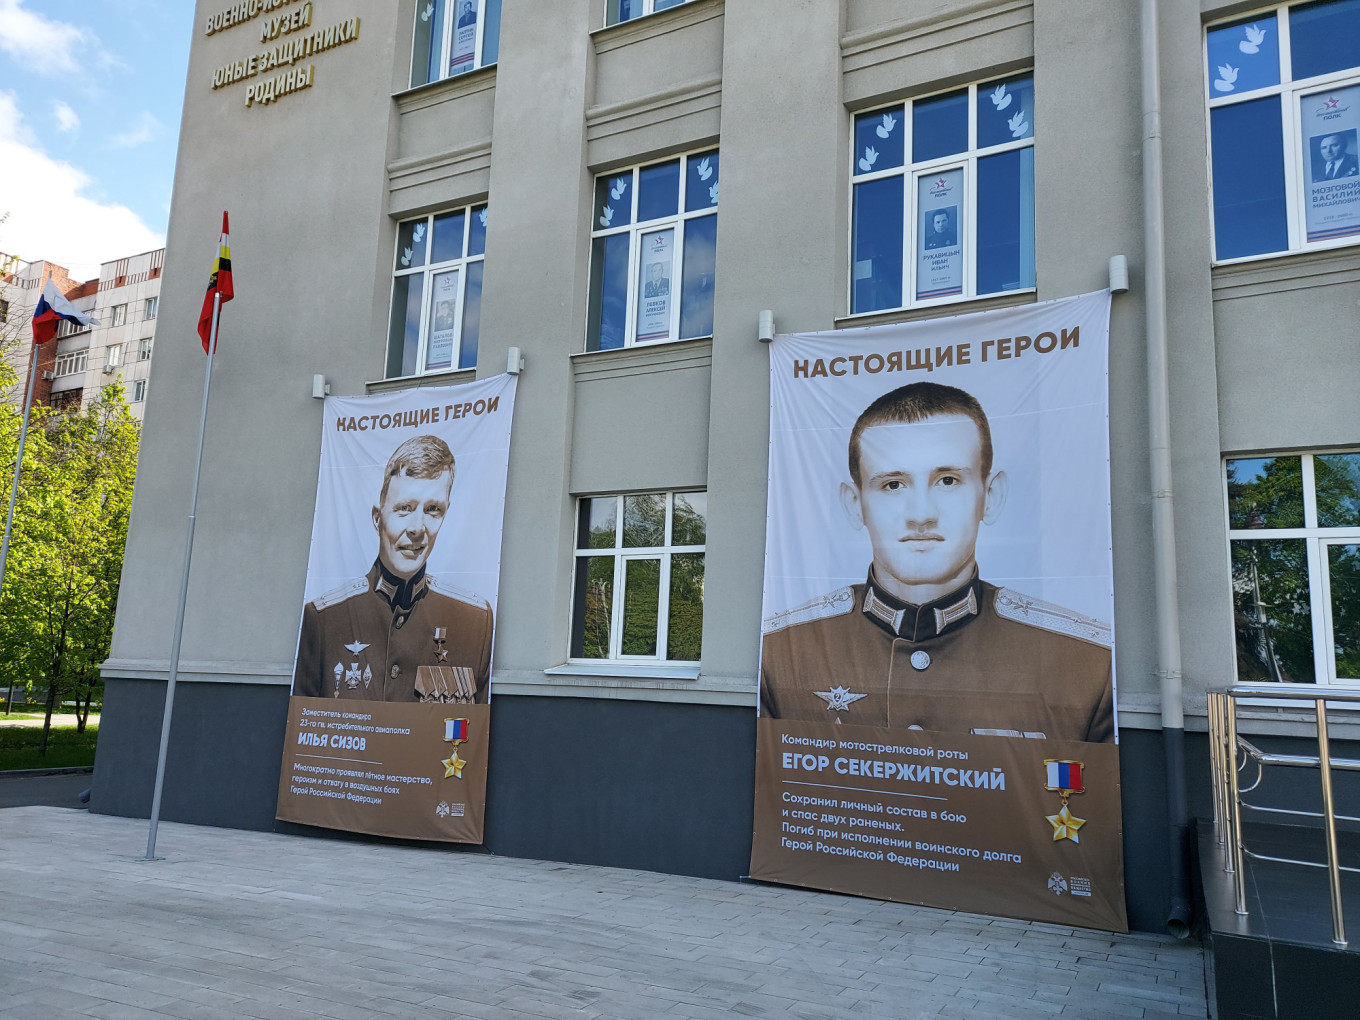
0, 0, 194, 279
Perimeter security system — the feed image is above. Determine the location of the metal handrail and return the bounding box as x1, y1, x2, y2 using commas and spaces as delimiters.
1207, 684, 1349, 947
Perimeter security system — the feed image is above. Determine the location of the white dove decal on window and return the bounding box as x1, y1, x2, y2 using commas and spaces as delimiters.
478, 209, 487, 227
401, 247, 413, 266
696, 157, 713, 181
421, 2, 434, 21
876, 112, 897, 138
1214, 64, 1238, 93
858, 145, 879, 173
708, 182, 718, 204
610, 178, 627, 200
1239, 24, 1266, 54
599, 206, 614, 228
990, 84, 1012, 111
1008, 110, 1029, 138
412, 223, 426, 243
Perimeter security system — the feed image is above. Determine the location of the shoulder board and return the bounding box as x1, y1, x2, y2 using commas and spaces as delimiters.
428, 576, 491, 611
763, 587, 856, 636
310, 577, 369, 611
993, 588, 1111, 648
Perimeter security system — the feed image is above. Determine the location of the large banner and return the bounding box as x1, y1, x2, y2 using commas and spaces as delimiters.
276, 374, 516, 843
751, 291, 1127, 931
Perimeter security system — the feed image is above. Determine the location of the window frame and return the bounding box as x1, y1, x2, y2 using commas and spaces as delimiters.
0, 299, 8, 323
107, 343, 123, 368
1225, 451, 1360, 687
408, 0, 499, 89
110, 304, 127, 327
386, 204, 488, 379
1205, 2, 1360, 264
54, 350, 87, 377
847, 75, 1038, 317
587, 148, 719, 352
144, 296, 158, 320
138, 337, 152, 361
568, 491, 706, 665
604, 0, 692, 27
131, 379, 147, 402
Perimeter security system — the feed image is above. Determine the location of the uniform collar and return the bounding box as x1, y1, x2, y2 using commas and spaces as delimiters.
369, 560, 429, 612
861, 569, 982, 642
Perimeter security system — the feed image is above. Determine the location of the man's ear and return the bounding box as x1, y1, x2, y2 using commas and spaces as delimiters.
372, 505, 382, 533
982, 470, 1008, 525
840, 481, 865, 529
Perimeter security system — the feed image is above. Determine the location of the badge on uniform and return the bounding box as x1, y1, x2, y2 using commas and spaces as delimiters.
1043, 759, 1087, 842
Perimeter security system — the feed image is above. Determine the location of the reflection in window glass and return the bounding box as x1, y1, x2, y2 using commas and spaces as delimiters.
622, 559, 661, 655
852, 178, 904, 313
459, 261, 483, 370
680, 216, 717, 339
468, 205, 488, 256
638, 160, 680, 222
1289, 0, 1360, 80
912, 89, 968, 163
1231, 538, 1315, 682
1211, 99, 1290, 259
578, 497, 618, 549
977, 148, 1036, 294
1316, 453, 1360, 527
1226, 456, 1305, 529
570, 556, 614, 658
411, 0, 447, 87
431, 211, 466, 264
672, 492, 707, 546
976, 74, 1035, 148
1328, 543, 1360, 679
854, 107, 904, 174
587, 233, 630, 352
667, 553, 704, 660
623, 493, 666, 547
387, 274, 424, 378
1206, 16, 1281, 95
396, 218, 429, 270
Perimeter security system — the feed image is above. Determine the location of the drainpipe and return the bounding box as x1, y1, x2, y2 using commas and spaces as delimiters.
1141, 0, 1192, 938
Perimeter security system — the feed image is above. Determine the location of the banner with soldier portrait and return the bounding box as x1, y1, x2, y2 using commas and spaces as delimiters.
751, 291, 1127, 931
276, 374, 516, 843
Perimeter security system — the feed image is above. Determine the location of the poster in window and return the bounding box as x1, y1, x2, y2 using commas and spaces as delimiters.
278, 374, 518, 844
1303, 85, 1360, 243
750, 291, 1127, 932
635, 229, 674, 343
449, 0, 478, 75
916, 170, 964, 300
426, 269, 459, 372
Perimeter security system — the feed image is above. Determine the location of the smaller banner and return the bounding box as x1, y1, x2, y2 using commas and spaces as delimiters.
1303, 85, 1360, 243
449, 0, 479, 75
636, 229, 674, 342
278, 374, 516, 843
916, 170, 963, 300
426, 269, 459, 372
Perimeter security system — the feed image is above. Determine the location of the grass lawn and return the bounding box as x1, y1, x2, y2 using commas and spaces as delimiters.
0, 724, 98, 771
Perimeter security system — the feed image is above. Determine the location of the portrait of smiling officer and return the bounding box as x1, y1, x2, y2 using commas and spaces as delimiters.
760, 381, 1114, 743
292, 434, 493, 703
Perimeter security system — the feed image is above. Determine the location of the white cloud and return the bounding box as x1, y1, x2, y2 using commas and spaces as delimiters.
109, 111, 159, 149
0, 0, 93, 75
53, 101, 79, 133
0, 92, 163, 279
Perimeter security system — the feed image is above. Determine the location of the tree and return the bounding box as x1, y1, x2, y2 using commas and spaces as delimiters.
0, 370, 140, 750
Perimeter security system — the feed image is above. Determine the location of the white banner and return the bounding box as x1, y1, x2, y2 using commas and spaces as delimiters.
291, 374, 516, 703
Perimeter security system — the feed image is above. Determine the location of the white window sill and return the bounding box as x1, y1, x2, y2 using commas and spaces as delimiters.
366, 367, 476, 393
544, 661, 700, 681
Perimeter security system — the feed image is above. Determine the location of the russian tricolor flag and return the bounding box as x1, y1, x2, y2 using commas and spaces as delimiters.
445, 718, 469, 742
1046, 760, 1084, 792
31, 278, 97, 344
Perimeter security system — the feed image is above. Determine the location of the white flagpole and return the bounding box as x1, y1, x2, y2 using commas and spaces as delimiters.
0, 340, 41, 650
141, 291, 220, 861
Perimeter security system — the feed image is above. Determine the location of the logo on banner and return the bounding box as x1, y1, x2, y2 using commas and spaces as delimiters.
813, 686, 868, 712
1048, 872, 1068, 896
1044, 759, 1088, 842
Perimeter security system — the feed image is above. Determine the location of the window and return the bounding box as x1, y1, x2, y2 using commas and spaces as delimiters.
54, 351, 87, 376
132, 379, 147, 402
138, 337, 152, 361
1207, 1, 1360, 261
587, 150, 719, 351
850, 73, 1036, 315
605, 0, 690, 26
570, 492, 706, 662
110, 304, 127, 327
0, 299, 8, 323
1227, 453, 1360, 685
387, 204, 488, 378
107, 343, 123, 368
56, 317, 88, 339
410, 0, 501, 87
144, 296, 158, 319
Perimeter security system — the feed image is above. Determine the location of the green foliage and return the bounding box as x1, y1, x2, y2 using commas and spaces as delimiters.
0, 724, 99, 770
0, 339, 139, 749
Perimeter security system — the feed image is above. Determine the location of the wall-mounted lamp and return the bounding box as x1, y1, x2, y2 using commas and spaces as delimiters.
1108, 255, 1130, 294
758, 309, 775, 343
311, 374, 330, 399
507, 346, 525, 375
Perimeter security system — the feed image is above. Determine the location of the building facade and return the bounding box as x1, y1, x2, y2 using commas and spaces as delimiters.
94, 0, 1360, 938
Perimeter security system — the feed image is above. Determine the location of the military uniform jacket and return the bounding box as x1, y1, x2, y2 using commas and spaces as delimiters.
760, 574, 1113, 743
293, 562, 493, 702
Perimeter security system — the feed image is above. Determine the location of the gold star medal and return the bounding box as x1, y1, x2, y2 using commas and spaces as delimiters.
1043, 759, 1087, 843
441, 750, 467, 779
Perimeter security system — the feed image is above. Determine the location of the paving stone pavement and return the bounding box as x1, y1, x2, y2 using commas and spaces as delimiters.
0, 807, 1207, 1018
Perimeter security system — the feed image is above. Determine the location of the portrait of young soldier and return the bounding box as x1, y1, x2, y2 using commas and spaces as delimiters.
293, 434, 493, 703
760, 381, 1114, 743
